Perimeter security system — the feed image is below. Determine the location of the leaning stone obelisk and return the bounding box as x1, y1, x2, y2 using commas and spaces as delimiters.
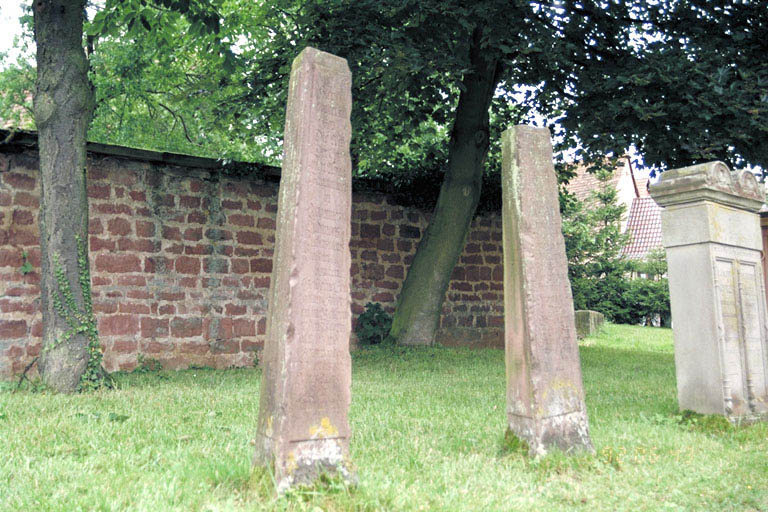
650, 162, 768, 421
254, 47, 353, 491
501, 125, 593, 456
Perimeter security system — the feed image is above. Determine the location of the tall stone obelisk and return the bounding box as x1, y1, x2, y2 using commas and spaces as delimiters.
501, 125, 594, 456
254, 47, 353, 491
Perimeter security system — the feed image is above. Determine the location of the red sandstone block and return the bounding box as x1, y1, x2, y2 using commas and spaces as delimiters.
465, 266, 480, 282
451, 281, 473, 292
118, 238, 161, 253
8, 228, 38, 246
112, 340, 137, 354
0, 248, 22, 267
370, 210, 387, 221
250, 258, 272, 273
377, 239, 394, 251
397, 241, 412, 252
351, 303, 365, 315
93, 204, 132, 215
231, 259, 249, 274
171, 317, 202, 338
465, 243, 481, 254
225, 304, 247, 316
98, 315, 139, 336
179, 277, 198, 288
13, 192, 39, 208
237, 231, 263, 245
165, 243, 184, 255
119, 303, 150, 314
30, 320, 42, 337
252, 276, 270, 289
221, 199, 242, 210
135, 221, 155, 238
229, 214, 254, 227
158, 304, 175, 315
492, 266, 503, 281
247, 199, 262, 211
180, 195, 201, 208
89, 219, 103, 235
400, 225, 420, 239
141, 317, 169, 338
108, 218, 132, 236
114, 187, 125, 198
375, 280, 399, 290
0, 191, 11, 206
180, 342, 209, 354
88, 236, 117, 252
143, 256, 169, 273
175, 256, 201, 275
189, 179, 204, 193
257, 217, 276, 230
265, 203, 277, 213
11, 209, 34, 226
381, 253, 400, 264
479, 267, 492, 281
162, 226, 182, 241
184, 244, 213, 256
93, 302, 118, 314
3, 172, 35, 190
87, 183, 110, 199
233, 318, 255, 337
183, 227, 203, 241
135, 207, 152, 217
0, 299, 34, 314
382, 223, 395, 236
360, 250, 377, 262
159, 291, 185, 301
140, 340, 173, 354
461, 254, 483, 265
26, 343, 42, 357
486, 255, 501, 264
210, 339, 239, 354
360, 224, 381, 238
489, 316, 504, 327
95, 253, 141, 273
129, 190, 146, 202
372, 292, 394, 303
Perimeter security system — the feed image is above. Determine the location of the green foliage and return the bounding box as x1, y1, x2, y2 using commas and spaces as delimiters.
18, 251, 33, 275
355, 302, 392, 346
48, 236, 113, 392
562, 167, 631, 321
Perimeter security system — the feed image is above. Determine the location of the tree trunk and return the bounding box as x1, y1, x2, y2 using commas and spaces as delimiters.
34, 0, 95, 392
389, 30, 499, 345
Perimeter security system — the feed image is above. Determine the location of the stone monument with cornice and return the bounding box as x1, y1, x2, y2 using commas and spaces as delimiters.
650, 161, 768, 421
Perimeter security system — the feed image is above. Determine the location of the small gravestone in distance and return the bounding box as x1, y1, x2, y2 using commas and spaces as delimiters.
651, 162, 768, 422
501, 125, 594, 456
574, 310, 605, 339
254, 47, 354, 491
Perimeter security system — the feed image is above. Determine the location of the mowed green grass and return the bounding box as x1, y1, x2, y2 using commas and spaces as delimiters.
1, 324, 766, 511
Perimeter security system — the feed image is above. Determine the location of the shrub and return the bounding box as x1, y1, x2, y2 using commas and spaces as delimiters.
355, 302, 393, 346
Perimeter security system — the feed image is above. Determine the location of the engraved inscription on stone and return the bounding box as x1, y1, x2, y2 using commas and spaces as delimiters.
254, 47, 354, 492
501, 125, 593, 456
651, 161, 768, 421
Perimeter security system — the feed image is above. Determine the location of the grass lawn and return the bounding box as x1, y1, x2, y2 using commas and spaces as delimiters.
1, 324, 767, 511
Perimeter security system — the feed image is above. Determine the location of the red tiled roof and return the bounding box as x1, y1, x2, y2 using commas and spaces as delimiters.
622, 197, 663, 259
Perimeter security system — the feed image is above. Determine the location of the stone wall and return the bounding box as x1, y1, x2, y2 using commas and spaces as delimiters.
0, 140, 503, 376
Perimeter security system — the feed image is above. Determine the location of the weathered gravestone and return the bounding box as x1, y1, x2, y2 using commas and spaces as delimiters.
254, 47, 354, 491
501, 125, 594, 456
650, 162, 768, 421
574, 310, 605, 339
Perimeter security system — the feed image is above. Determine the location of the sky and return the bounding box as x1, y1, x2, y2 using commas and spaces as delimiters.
0, 1, 25, 64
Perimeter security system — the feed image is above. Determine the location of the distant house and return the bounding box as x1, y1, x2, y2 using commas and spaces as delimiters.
566, 157, 662, 260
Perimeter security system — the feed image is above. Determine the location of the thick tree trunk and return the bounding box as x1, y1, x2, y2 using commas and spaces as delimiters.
389, 30, 499, 345
33, 0, 95, 392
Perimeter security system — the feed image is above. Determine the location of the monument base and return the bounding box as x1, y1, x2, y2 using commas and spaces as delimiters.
507, 410, 594, 457
254, 436, 355, 493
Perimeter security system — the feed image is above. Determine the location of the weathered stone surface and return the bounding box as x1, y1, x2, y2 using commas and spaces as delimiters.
574, 310, 605, 339
501, 125, 593, 456
254, 47, 354, 491
650, 161, 768, 422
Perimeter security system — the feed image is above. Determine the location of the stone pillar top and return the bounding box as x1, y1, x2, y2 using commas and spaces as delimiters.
650, 161, 765, 212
